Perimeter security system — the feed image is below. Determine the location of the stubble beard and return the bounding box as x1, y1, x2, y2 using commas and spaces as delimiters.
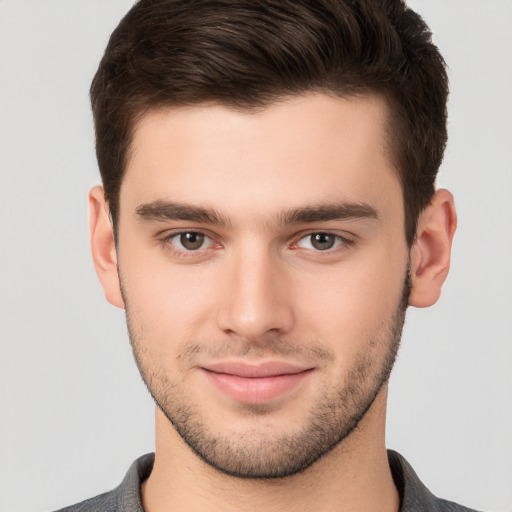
123, 270, 410, 480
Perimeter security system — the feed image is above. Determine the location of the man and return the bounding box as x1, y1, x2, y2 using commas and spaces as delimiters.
58, 0, 476, 510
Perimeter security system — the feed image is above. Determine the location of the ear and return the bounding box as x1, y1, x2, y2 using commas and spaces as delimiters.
89, 185, 125, 309
409, 189, 457, 308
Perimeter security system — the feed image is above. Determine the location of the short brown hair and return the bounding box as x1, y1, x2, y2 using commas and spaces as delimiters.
90, 0, 448, 246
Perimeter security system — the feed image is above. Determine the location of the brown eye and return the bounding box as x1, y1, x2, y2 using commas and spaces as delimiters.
296, 232, 344, 251
310, 233, 336, 250
179, 232, 205, 250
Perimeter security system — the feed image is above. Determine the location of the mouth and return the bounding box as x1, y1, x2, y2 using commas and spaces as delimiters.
200, 361, 314, 403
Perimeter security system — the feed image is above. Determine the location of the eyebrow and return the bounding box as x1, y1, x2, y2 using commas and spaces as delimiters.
279, 203, 378, 224
136, 200, 231, 227
135, 200, 378, 227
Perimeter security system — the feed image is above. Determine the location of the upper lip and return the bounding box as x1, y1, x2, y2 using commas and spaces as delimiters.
201, 361, 312, 378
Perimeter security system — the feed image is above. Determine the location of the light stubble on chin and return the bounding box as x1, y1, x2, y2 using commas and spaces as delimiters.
122, 268, 411, 480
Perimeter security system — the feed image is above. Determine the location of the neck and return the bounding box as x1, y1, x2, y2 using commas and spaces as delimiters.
141, 388, 399, 512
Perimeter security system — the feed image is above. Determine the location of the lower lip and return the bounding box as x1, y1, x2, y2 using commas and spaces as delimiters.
202, 369, 312, 403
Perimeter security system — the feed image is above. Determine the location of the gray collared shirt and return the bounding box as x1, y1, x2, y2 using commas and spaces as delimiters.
55, 451, 481, 511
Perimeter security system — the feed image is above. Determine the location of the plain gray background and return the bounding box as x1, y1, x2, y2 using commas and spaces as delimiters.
0, 1, 511, 511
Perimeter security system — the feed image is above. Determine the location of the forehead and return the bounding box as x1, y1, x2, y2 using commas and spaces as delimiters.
121, 93, 402, 225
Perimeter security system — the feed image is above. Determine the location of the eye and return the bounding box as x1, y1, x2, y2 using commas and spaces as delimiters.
168, 231, 213, 251
296, 232, 345, 251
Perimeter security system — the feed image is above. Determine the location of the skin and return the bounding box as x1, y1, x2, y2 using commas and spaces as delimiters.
90, 93, 456, 512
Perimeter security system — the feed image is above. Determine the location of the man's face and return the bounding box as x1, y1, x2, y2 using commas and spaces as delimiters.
115, 94, 410, 478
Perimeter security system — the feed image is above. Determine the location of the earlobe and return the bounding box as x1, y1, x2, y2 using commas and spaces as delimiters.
89, 185, 125, 309
409, 189, 457, 308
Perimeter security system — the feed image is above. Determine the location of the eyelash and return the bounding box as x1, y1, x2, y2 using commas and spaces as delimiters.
158, 230, 354, 258
159, 231, 218, 258
293, 232, 353, 252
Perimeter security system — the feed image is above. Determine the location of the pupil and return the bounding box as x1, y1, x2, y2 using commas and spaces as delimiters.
180, 232, 204, 250
312, 233, 334, 250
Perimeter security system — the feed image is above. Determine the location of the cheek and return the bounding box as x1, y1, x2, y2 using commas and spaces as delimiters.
293, 250, 407, 352
119, 252, 219, 354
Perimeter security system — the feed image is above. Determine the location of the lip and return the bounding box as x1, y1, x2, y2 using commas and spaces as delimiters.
200, 361, 313, 403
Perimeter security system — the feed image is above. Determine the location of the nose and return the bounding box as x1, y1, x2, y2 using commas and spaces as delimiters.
216, 243, 295, 342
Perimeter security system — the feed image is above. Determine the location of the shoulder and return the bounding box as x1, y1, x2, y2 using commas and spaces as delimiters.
434, 497, 482, 512
53, 489, 118, 512
51, 453, 154, 512
387, 450, 483, 512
